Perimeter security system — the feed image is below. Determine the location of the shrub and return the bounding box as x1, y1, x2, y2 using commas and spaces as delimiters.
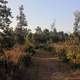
20, 55, 32, 67
43, 45, 53, 52
2, 36, 15, 49
71, 63, 80, 69
58, 49, 69, 63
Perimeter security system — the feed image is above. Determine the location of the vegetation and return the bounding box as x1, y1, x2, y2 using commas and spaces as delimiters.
0, 0, 80, 80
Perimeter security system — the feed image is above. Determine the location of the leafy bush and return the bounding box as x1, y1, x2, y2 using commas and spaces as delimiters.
2, 35, 15, 49
66, 44, 80, 64
1, 28, 15, 49
42, 44, 54, 52
58, 49, 69, 63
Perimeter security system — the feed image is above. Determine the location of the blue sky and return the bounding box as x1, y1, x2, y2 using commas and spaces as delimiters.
7, 0, 80, 32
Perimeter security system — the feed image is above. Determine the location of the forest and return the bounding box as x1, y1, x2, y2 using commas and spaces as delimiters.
0, 0, 80, 80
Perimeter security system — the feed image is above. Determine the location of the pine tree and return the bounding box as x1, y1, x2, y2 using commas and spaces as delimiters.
17, 5, 27, 28
16, 5, 28, 44
0, 0, 12, 32
0, 0, 14, 49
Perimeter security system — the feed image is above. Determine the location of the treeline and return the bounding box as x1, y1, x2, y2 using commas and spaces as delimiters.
0, 0, 70, 52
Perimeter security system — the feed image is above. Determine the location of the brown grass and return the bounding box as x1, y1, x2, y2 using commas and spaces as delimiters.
3, 44, 25, 63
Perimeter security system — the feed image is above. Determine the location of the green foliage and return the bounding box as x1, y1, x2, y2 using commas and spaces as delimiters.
2, 28, 15, 49
0, 0, 15, 49
25, 33, 33, 48
58, 49, 70, 63
15, 5, 27, 44
35, 26, 42, 34
33, 33, 47, 44
66, 36, 80, 64
0, 0, 12, 31
38, 44, 53, 52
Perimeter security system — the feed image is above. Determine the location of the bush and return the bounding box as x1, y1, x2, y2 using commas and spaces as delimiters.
20, 55, 32, 67
71, 63, 80, 69
34, 43, 53, 52
16, 35, 25, 44
2, 36, 15, 49
58, 49, 69, 63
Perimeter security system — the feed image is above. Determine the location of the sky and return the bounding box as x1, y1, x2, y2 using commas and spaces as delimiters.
7, 0, 80, 33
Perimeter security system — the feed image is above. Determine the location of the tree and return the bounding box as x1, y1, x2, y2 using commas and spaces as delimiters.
43, 28, 49, 35
49, 20, 58, 42
0, 0, 12, 32
17, 5, 27, 28
51, 20, 56, 32
43, 28, 50, 43
35, 26, 42, 34
74, 10, 80, 35
32, 27, 47, 49
0, 0, 14, 49
2, 27, 15, 48
15, 5, 28, 44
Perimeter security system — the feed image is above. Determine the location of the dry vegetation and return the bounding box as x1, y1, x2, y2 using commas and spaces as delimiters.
0, 0, 80, 80
0, 44, 25, 64
0, 43, 80, 80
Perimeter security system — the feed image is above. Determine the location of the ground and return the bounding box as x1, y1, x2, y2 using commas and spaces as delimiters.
30, 56, 72, 80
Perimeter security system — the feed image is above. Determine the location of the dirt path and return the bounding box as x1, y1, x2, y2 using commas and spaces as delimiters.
30, 56, 72, 80
32, 56, 59, 61
31, 56, 80, 80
